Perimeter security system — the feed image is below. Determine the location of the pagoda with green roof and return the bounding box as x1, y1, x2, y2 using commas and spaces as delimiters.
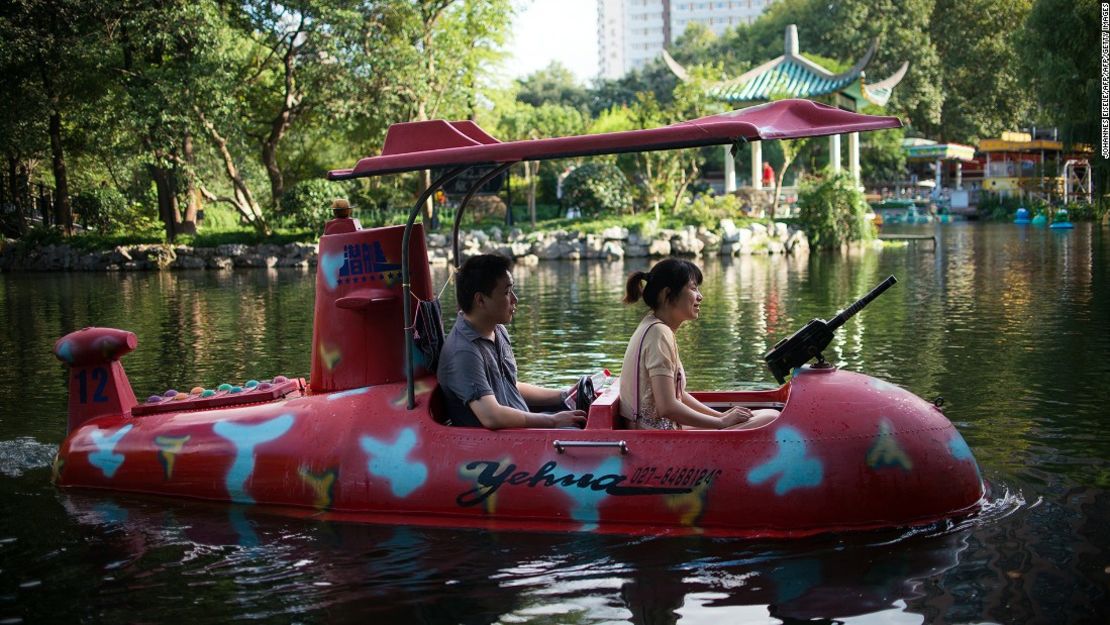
664, 24, 908, 191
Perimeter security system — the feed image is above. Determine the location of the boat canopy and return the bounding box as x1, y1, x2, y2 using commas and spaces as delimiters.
328, 99, 901, 180
326, 98, 901, 410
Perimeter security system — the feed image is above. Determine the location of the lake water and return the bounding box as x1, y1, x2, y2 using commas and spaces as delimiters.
1, 223, 1107, 623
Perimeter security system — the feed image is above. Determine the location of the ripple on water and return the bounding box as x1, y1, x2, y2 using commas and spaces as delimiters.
0, 438, 57, 478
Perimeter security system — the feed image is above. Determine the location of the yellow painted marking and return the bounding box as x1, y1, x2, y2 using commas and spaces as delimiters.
319, 343, 342, 370
298, 467, 338, 510
154, 435, 191, 480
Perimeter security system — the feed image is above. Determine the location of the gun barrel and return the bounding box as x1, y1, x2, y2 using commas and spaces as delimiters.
827, 276, 897, 332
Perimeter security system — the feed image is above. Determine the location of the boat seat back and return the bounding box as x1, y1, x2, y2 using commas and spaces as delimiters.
309, 221, 434, 392
427, 383, 451, 426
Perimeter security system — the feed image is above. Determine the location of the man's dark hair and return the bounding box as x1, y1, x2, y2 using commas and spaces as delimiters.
456, 254, 513, 313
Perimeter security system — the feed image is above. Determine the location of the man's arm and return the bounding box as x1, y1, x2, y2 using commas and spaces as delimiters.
517, 381, 564, 407
468, 395, 585, 430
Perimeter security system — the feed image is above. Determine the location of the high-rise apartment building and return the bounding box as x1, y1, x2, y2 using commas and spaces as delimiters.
598, 0, 776, 79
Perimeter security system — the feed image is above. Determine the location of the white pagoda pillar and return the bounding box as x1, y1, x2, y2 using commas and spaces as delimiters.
723, 145, 736, 192
848, 132, 860, 185
933, 158, 943, 198
829, 134, 842, 173
751, 141, 763, 190
956, 162, 963, 190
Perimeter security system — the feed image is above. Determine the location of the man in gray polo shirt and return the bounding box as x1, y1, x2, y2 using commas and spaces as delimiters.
438, 254, 587, 429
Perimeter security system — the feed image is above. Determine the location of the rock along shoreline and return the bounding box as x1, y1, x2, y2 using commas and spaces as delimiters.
0, 220, 808, 272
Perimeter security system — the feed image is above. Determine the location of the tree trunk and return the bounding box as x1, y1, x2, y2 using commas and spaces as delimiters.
149, 165, 179, 241
41, 71, 72, 235
180, 130, 199, 235
670, 160, 698, 215
0, 157, 7, 207
15, 162, 31, 227
261, 141, 285, 208
770, 164, 790, 222
421, 169, 434, 225
527, 161, 538, 227
197, 109, 270, 235
261, 21, 303, 209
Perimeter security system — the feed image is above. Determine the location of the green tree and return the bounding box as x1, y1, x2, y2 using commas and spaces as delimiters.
1019, 0, 1098, 140
516, 62, 591, 111
495, 98, 587, 225
231, 1, 352, 208
861, 127, 906, 185
932, 0, 1034, 144
1018, 0, 1100, 175
0, 0, 107, 235
341, 0, 512, 223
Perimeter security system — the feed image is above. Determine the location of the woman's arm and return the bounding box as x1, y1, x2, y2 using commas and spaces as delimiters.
651, 376, 749, 429
681, 389, 723, 417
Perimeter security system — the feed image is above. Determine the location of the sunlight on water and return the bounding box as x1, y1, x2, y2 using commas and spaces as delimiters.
0, 438, 57, 478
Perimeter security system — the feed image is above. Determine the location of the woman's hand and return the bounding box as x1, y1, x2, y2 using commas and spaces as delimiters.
719, 406, 753, 429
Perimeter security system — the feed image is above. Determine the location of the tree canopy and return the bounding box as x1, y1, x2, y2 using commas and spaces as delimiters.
0, 0, 1097, 240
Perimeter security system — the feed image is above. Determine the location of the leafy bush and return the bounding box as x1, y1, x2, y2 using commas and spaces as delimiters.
976, 193, 1025, 221
797, 172, 875, 248
1061, 202, 1104, 221
72, 187, 129, 234
280, 179, 346, 228
561, 163, 632, 218
465, 194, 506, 222
682, 192, 741, 228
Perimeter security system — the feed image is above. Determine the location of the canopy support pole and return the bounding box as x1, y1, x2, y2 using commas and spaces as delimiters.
849, 132, 860, 186
830, 134, 842, 174
403, 165, 468, 410
751, 141, 762, 190
933, 158, 942, 199
452, 162, 516, 268
724, 145, 736, 192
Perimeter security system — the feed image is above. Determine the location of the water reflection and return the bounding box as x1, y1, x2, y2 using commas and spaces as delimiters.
1, 223, 1108, 624
54, 491, 977, 624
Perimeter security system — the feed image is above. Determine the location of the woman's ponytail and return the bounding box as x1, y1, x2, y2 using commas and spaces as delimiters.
624, 271, 648, 304
623, 259, 703, 309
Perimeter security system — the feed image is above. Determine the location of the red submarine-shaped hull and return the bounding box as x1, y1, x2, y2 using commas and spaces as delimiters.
51, 100, 985, 536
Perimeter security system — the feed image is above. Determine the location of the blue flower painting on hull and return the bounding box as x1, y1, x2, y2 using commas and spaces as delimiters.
213, 413, 295, 504
747, 426, 824, 495
947, 431, 982, 481
88, 424, 133, 478
360, 428, 427, 498
562, 456, 623, 531
319, 252, 345, 290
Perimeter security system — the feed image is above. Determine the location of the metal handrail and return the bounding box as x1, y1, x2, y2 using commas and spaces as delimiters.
402, 166, 468, 409
553, 440, 630, 455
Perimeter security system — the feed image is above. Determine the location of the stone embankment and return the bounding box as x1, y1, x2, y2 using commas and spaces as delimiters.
0, 219, 808, 272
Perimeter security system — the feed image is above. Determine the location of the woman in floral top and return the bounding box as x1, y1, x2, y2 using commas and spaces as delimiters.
618, 258, 780, 430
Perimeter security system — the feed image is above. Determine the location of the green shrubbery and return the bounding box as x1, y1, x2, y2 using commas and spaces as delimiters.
280, 179, 341, 228
1059, 202, 1105, 221
977, 193, 1105, 222
977, 193, 1028, 221
72, 187, 160, 235
682, 192, 742, 228
797, 172, 875, 248
562, 163, 632, 218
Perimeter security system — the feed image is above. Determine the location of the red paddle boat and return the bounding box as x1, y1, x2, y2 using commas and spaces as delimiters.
51, 100, 985, 537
